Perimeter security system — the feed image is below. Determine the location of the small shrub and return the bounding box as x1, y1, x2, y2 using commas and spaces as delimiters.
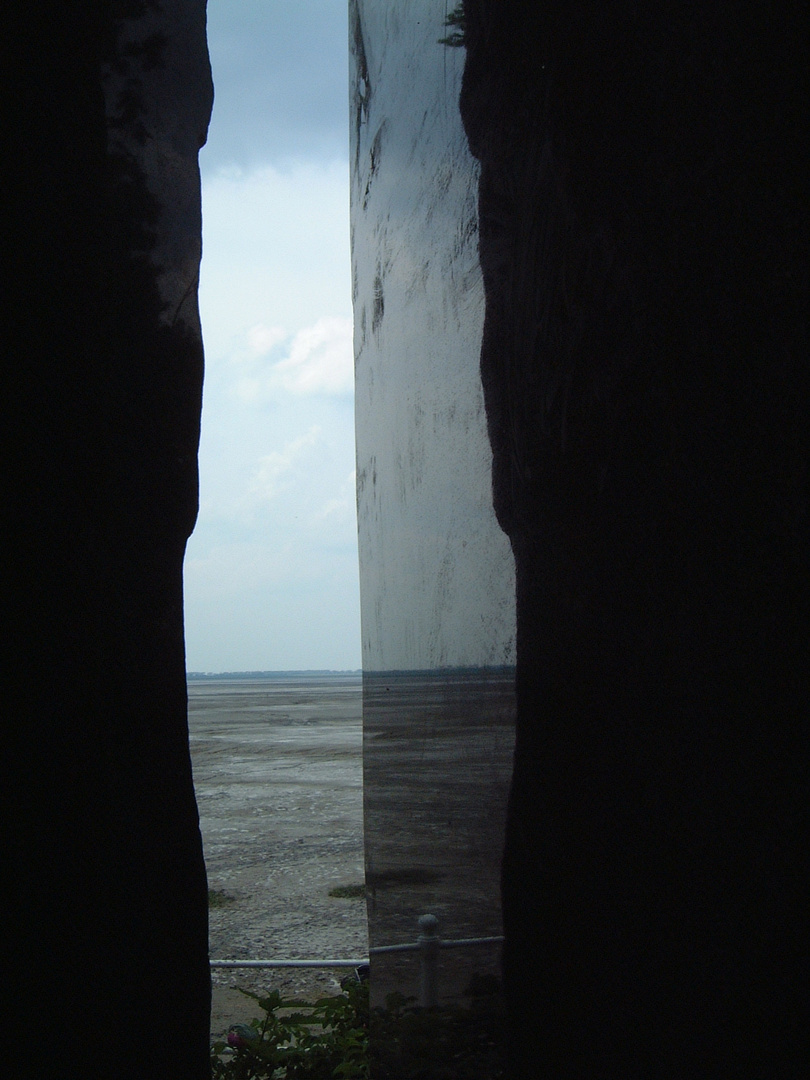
208, 889, 237, 909
211, 981, 369, 1079
438, 3, 466, 47
328, 883, 367, 899
210, 975, 506, 1080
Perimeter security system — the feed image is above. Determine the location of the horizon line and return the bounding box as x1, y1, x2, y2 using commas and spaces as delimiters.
187, 665, 515, 680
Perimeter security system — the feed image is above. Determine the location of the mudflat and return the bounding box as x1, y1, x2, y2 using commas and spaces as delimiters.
187, 675, 367, 1036
188, 670, 515, 1035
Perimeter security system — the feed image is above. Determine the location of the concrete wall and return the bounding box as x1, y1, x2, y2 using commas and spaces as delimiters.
351, 2, 805, 1074
350, 0, 514, 672
349, 0, 517, 1021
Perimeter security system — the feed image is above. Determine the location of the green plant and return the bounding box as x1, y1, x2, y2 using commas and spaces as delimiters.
211, 974, 506, 1079
438, 3, 466, 47
211, 981, 369, 1079
328, 883, 366, 899
208, 888, 237, 909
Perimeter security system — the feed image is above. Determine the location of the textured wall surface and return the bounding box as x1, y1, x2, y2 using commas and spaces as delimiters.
350, 1, 517, 1031
350, 0, 514, 673
3, 4, 213, 1076
350, 1, 804, 1074
460, 4, 806, 1077
103, 1, 213, 331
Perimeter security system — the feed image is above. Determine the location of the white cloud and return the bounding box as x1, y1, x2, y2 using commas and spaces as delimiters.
270, 316, 354, 396
318, 498, 348, 518
247, 426, 322, 503
232, 376, 263, 404
225, 318, 354, 404
246, 323, 286, 357
185, 9, 360, 672
199, 160, 351, 365
312, 470, 357, 523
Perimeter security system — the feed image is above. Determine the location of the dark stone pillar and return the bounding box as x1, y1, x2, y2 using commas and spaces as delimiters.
2, 3, 213, 1076
461, 4, 806, 1076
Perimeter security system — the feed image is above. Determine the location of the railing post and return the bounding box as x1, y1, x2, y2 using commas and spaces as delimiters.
417, 913, 440, 1008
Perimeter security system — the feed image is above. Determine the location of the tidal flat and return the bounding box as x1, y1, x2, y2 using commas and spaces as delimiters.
187, 674, 367, 1033
188, 670, 515, 1034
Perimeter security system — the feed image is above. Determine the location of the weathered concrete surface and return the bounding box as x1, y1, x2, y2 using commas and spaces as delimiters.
3, 4, 213, 1076
349, 1, 516, 1050
362, 670, 514, 1008
461, 4, 807, 1076
350, 0, 515, 672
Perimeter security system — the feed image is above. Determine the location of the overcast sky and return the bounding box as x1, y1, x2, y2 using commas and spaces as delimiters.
183, 1, 360, 672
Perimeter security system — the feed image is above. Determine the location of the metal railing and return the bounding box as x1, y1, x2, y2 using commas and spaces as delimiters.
210, 958, 367, 969
210, 914, 503, 1008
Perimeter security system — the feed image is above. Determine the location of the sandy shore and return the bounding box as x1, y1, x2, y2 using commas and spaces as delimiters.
188, 671, 515, 1036
187, 676, 368, 1037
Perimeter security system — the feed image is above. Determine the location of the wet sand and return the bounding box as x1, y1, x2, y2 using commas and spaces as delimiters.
188, 670, 515, 1034
187, 675, 367, 1036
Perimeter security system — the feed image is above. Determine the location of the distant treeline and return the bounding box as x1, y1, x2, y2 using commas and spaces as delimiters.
187, 666, 515, 681
186, 670, 362, 680
363, 666, 516, 678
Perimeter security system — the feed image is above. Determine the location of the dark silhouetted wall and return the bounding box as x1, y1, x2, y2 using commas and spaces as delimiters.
462, 3, 806, 1076
3, 3, 213, 1076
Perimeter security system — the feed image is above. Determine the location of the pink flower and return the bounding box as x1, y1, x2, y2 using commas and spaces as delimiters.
227, 1024, 254, 1049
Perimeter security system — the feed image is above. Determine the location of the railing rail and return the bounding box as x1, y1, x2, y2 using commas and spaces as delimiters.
210, 958, 368, 969
210, 914, 503, 1007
